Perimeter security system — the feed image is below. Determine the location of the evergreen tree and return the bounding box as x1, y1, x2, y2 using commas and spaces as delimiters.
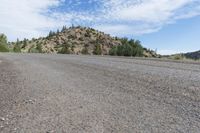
116, 45, 124, 56
0, 34, 9, 52
109, 38, 144, 57
93, 44, 102, 55
122, 43, 133, 56
13, 38, 21, 53
61, 26, 67, 32
109, 46, 117, 56
59, 41, 70, 54
57, 29, 60, 34
36, 43, 43, 53
21, 38, 28, 49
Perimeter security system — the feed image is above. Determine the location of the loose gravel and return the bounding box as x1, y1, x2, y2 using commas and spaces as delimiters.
0, 53, 200, 133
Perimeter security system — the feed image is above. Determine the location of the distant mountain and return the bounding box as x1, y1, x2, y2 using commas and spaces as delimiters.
10, 26, 158, 57
184, 50, 200, 60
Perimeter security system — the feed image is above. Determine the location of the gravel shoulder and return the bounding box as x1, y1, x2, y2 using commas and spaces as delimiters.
0, 53, 200, 133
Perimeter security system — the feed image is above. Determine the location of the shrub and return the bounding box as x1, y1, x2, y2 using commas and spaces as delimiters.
13, 44, 21, 53
81, 48, 89, 55
109, 46, 118, 56
109, 39, 144, 57
71, 44, 75, 52
93, 44, 102, 55
0, 45, 9, 52
58, 42, 70, 54
122, 44, 133, 56
116, 45, 124, 56
173, 54, 184, 60
28, 45, 38, 53
13, 39, 21, 53
36, 43, 43, 53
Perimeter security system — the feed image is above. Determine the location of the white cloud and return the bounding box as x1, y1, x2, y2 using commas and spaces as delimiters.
157, 49, 189, 55
0, 0, 200, 41
0, 0, 65, 41
95, 0, 200, 35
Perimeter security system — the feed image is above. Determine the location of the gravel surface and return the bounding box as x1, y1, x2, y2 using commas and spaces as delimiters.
0, 53, 200, 133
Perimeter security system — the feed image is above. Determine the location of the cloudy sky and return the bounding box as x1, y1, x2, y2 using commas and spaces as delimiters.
0, 0, 200, 54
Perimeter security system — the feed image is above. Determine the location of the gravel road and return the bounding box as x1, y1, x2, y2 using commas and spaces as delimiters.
0, 53, 200, 133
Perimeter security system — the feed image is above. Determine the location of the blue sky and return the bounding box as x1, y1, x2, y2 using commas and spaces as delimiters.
0, 0, 200, 54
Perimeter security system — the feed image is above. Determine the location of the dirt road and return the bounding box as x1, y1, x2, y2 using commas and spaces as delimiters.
0, 53, 200, 133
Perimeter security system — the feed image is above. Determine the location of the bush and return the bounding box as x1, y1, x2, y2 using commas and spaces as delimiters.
81, 48, 89, 55
58, 42, 70, 54
0, 45, 9, 52
93, 44, 102, 55
109, 46, 118, 56
173, 54, 184, 60
29, 48, 39, 53
36, 43, 43, 53
109, 38, 144, 57
122, 44, 133, 56
28, 45, 39, 53
13, 39, 21, 53
116, 45, 124, 56
13, 44, 21, 53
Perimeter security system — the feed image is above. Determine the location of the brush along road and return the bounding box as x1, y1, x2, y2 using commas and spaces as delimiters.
0, 53, 200, 132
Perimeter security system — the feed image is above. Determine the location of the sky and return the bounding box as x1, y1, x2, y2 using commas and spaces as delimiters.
0, 0, 200, 55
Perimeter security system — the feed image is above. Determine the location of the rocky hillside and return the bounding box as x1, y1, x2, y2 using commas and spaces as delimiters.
184, 50, 200, 59
11, 26, 157, 57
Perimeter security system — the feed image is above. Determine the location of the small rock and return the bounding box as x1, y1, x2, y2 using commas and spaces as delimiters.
0, 117, 5, 121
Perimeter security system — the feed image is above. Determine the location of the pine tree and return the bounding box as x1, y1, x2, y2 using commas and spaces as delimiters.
0, 34, 9, 52
13, 38, 21, 53
21, 38, 28, 49
93, 44, 102, 55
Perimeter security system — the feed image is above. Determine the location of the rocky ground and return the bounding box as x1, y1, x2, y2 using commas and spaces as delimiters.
0, 53, 200, 133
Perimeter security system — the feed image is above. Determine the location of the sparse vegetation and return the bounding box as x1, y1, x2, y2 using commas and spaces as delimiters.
1, 26, 159, 58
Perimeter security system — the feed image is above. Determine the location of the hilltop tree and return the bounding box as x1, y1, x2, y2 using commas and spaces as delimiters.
61, 26, 67, 32
48, 31, 56, 38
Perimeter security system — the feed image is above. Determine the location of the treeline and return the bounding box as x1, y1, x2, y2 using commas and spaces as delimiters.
109, 38, 143, 57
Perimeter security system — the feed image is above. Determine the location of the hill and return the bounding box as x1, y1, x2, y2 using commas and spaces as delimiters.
10, 26, 158, 57
184, 50, 200, 60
